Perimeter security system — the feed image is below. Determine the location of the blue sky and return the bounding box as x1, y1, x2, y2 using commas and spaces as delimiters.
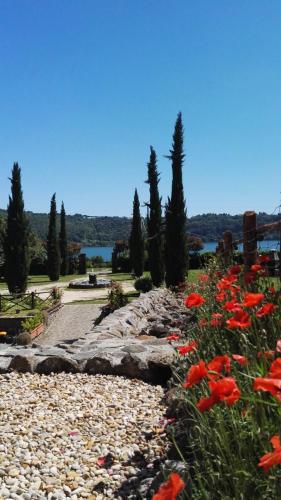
0, 0, 280, 217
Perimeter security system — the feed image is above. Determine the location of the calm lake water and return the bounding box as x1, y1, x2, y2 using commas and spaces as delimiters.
81, 240, 280, 261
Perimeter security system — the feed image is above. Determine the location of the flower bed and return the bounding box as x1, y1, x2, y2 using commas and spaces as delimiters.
153, 257, 281, 499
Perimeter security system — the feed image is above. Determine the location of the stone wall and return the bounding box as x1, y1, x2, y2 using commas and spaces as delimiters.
0, 289, 192, 384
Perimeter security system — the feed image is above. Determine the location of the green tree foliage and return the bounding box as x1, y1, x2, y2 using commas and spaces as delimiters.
59, 202, 68, 275
47, 194, 60, 281
165, 112, 188, 286
4, 163, 29, 293
129, 189, 144, 277
187, 234, 204, 253
145, 146, 164, 286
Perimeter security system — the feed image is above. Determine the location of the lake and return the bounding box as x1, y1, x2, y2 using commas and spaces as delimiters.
81, 240, 280, 261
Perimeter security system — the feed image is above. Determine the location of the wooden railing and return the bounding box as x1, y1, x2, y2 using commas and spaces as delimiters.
0, 290, 57, 313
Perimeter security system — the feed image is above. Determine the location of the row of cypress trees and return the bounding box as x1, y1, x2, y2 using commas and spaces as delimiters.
4, 164, 68, 294
46, 194, 68, 282
129, 112, 187, 287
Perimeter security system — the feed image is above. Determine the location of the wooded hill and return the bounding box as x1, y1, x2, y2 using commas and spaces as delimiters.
0, 209, 279, 246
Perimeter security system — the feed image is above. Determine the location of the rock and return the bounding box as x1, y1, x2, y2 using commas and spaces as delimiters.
36, 356, 79, 374
9, 355, 36, 373
0, 356, 13, 373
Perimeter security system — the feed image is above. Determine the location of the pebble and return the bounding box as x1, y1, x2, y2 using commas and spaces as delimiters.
0, 372, 167, 498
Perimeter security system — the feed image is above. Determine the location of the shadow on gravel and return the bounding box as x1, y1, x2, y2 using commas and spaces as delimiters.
112, 450, 164, 499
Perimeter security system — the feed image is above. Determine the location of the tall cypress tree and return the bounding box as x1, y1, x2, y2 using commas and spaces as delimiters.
129, 189, 144, 277
47, 194, 60, 281
146, 146, 164, 286
59, 202, 68, 276
165, 112, 188, 287
4, 163, 29, 294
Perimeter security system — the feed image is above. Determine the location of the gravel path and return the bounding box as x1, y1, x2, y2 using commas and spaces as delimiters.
36, 305, 103, 346
0, 373, 167, 499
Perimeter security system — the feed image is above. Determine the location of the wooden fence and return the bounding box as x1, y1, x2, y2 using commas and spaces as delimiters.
0, 290, 56, 313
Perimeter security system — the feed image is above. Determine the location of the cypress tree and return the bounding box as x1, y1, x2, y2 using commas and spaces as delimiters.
59, 202, 68, 276
4, 163, 29, 294
146, 146, 164, 286
47, 194, 60, 281
129, 189, 144, 277
165, 112, 188, 287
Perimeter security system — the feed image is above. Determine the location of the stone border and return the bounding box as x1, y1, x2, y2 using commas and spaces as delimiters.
0, 289, 191, 384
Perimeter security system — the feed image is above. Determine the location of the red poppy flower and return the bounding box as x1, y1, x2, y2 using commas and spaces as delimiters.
210, 313, 223, 327
269, 286, 276, 294
258, 436, 281, 473
257, 350, 275, 360
251, 264, 263, 272
223, 301, 242, 312
183, 360, 208, 389
184, 293, 205, 308
244, 271, 256, 284
217, 275, 238, 290
253, 378, 281, 401
258, 255, 270, 263
228, 265, 242, 275
197, 377, 241, 412
199, 274, 209, 282
226, 310, 251, 329
176, 341, 198, 355
166, 334, 180, 342
207, 355, 231, 378
242, 292, 264, 307
216, 291, 227, 302
269, 358, 281, 379
232, 354, 248, 366
256, 303, 276, 318
198, 318, 208, 328
152, 472, 185, 500
229, 286, 238, 299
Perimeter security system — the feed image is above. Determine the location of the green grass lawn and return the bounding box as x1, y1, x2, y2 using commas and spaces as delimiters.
187, 269, 201, 283
0, 274, 88, 290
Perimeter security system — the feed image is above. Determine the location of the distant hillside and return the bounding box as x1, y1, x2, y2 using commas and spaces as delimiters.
188, 212, 281, 243
0, 210, 279, 246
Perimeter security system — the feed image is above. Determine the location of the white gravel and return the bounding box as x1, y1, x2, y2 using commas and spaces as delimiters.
0, 373, 167, 499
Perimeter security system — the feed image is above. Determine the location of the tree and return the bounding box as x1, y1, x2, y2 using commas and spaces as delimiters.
129, 189, 144, 277
187, 234, 204, 253
47, 194, 60, 281
145, 146, 164, 286
59, 202, 68, 275
165, 112, 188, 286
4, 163, 29, 293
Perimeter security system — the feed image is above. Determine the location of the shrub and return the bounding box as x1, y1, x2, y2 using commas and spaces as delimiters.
107, 282, 128, 309
16, 332, 32, 345
21, 312, 43, 333
134, 276, 153, 293
94, 282, 128, 326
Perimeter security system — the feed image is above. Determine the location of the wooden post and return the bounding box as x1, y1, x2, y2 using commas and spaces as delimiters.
223, 231, 233, 266
31, 291, 35, 309
216, 240, 224, 254
243, 211, 257, 271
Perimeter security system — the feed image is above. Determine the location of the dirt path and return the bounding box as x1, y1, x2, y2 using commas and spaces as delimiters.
36, 304, 102, 346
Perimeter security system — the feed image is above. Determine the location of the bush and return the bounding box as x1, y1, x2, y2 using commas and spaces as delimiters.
21, 312, 43, 333
107, 282, 128, 309
134, 276, 153, 293
16, 332, 32, 345
94, 282, 128, 326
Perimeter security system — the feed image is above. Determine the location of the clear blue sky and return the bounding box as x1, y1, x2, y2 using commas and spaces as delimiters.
0, 0, 280, 217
